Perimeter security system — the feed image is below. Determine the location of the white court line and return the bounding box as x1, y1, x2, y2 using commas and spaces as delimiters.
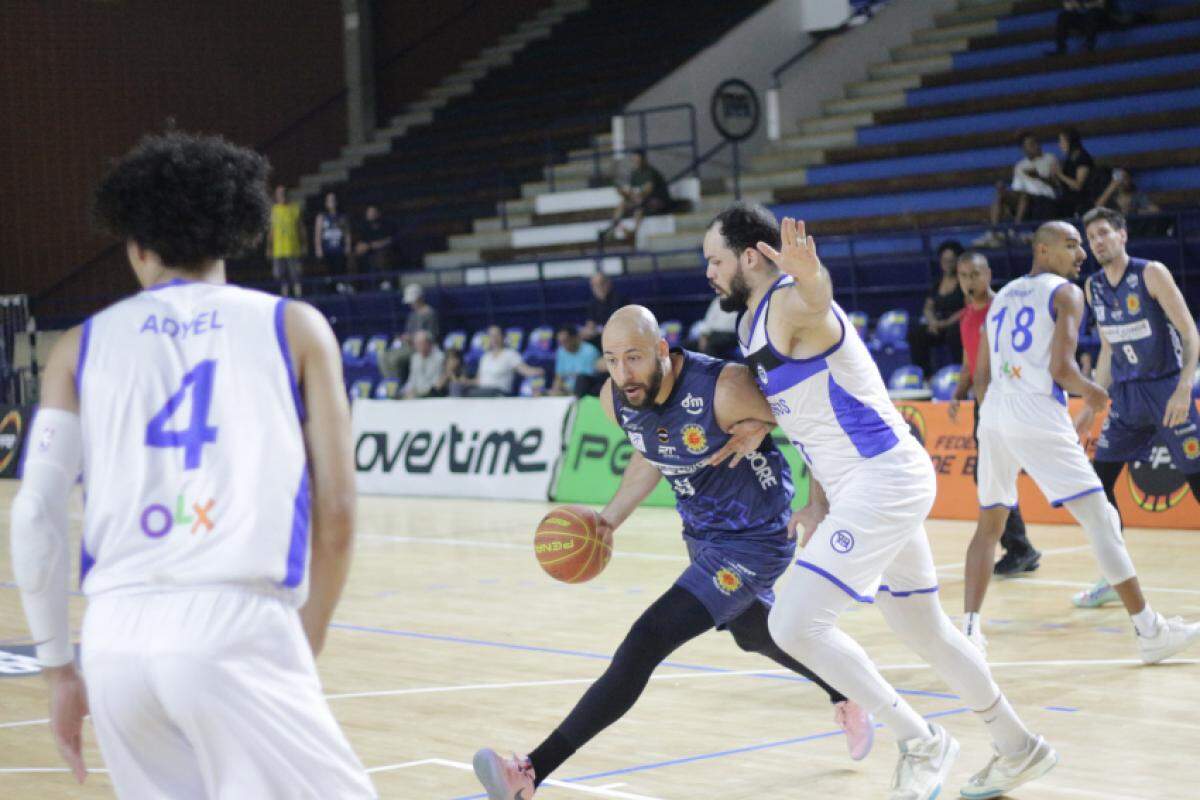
381, 758, 665, 800
364, 758, 440, 773
1006, 576, 1200, 595
0, 767, 108, 774
0, 718, 48, 730
358, 533, 683, 562
934, 544, 1092, 572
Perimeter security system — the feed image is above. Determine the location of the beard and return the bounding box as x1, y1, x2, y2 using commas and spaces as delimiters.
716, 267, 751, 313
620, 359, 665, 409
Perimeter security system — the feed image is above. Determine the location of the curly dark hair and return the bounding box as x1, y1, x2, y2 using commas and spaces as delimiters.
708, 202, 781, 256
93, 131, 271, 269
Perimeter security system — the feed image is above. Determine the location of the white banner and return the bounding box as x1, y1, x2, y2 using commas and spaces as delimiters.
352, 397, 575, 500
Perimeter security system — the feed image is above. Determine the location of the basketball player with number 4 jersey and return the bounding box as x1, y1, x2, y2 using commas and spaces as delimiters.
965, 220, 1200, 669
1069, 207, 1200, 609
9, 133, 375, 797
707, 203, 1054, 800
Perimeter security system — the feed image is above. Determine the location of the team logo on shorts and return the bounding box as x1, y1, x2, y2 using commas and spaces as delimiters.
1128, 445, 1190, 512
713, 568, 742, 595
1125, 294, 1141, 315
1184, 437, 1200, 460
756, 363, 769, 386
681, 424, 708, 455
830, 529, 855, 554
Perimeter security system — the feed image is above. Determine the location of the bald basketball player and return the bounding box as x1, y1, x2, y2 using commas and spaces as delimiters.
473, 306, 872, 800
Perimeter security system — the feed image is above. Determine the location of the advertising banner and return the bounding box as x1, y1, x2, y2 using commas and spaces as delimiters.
554, 396, 811, 509
0, 405, 31, 479
353, 397, 574, 500
897, 399, 1199, 529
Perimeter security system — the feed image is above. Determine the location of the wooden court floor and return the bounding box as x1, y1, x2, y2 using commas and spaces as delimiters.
1, 481, 1198, 799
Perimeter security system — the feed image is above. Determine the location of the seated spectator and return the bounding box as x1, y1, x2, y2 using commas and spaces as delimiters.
313, 192, 351, 277
267, 185, 305, 297
381, 284, 440, 382
692, 296, 738, 357
401, 330, 444, 399
580, 272, 625, 345
433, 348, 468, 397
354, 205, 396, 273
551, 323, 603, 397
908, 240, 966, 377
1052, 0, 1109, 55
1096, 168, 1159, 217
456, 325, 544, 397
1054, 128, 1101, 216
608, 150, 671, 241
987, 131, 1059, 234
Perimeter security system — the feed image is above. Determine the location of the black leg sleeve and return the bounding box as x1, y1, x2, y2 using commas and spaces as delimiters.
529, 585, 714, 785
1092, 459, 1125, 529
726, 600, 847, 704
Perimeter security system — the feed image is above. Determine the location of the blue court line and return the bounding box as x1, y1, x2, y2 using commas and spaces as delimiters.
329, 621, 959, 700
1044, 706, 1079, 713
448, 706, 973, 800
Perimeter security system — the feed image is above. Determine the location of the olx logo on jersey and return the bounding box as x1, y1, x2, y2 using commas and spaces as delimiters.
140, 493, 216, 539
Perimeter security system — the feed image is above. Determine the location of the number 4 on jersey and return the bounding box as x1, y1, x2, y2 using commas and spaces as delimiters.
145, 360, 219, 470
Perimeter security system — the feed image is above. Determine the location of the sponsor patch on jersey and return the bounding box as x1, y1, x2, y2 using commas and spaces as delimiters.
656, 426, 669, 444
1126, 273, 1138, 289
1184, 437, 1200, 460
713, 567, 743, 596
1094, 305, 1106, 322
830, 529, 855, 554
1098, 319, 1152, 343
1001, 362, 1023, 379
681, 392, 705, 416
756, 363, 769, 386
681, 424, 708, 455
1125, 293, 1141, 315
628, 432, 645, 453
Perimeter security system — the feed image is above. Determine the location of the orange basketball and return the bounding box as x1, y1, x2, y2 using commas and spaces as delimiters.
534, 505, 612, 583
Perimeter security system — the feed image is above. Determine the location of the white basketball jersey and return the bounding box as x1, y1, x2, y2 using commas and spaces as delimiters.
740, 278, 918, 498
76, 280, 310, 605
986, 271, 1070, 404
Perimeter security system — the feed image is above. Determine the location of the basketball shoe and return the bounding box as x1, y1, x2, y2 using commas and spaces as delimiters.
473, 749, 536, 800
834, 700, 875, 760
1136, 614, 1200, 664
889, 723, 959, 800
1072, 578, 1119, 608
960, 735, 1058, 799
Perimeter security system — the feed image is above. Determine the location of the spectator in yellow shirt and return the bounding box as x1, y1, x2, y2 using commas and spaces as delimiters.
267, 185, 305, 296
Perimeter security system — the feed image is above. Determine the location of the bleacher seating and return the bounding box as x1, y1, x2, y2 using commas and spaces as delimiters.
889, 364, 930, 400
931, 364, 962, 402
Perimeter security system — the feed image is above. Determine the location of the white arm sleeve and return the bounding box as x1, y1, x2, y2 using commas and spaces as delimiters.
10, 408, 82, 667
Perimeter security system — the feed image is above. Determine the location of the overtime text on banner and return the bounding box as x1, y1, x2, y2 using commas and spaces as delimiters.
352, 396, 574, 500
554, 396, 811, 509
898, 399, 1199, 529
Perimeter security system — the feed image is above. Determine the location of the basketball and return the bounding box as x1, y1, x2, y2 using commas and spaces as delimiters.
534, 505, 612, 583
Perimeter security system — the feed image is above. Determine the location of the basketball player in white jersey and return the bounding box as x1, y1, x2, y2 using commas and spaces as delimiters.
963, 220, 1200, 663
704, 203, 1055, 800
9, 132, 376, 797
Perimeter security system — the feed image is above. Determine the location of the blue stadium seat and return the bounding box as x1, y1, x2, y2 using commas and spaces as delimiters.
872, 309, 909, 347
465, 329, 489, 372
687, 319, 705, 344
363, 334, 389, 365
660, 320, 683, 347
519, 375, 546, 397
847, 310, 869, 340
348, 379, 374, 399
888, 365, 930, 399
342, 336, 364, 359
443, 330, 467, 352
504, 326, 524, 351
373, 379, 402, 400
931, 365, 961, 402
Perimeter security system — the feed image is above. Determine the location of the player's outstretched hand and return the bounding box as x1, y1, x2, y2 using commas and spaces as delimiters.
1163, 383, 1193, 428
788, 502, 828, 546
46, 664, 88, 784
707, 419, 772, 468
596, 513, 616, 543
756, 217, 820, 282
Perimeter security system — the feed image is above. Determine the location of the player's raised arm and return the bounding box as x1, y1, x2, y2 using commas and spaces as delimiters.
1051, 283, 1108, 437
756, 217, 838, 337
596, 378, 662, 532
10, 326, 89, 783
287, 301, 356, 657
1143, 261, 1199, 427
708, 363, 775, 467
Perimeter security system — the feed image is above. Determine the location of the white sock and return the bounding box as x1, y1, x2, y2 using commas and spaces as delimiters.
875, 695, 933, 742
977, 694, 1033, 757
964, 612, 982, 636
1131, 605, 1159, 636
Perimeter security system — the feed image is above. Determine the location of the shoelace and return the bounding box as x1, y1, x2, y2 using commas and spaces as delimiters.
968, 753, 1002, 785
891, 742, 935, 790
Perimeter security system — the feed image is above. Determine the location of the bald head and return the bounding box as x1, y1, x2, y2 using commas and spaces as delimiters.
1032, 219, 1086, 279
1033, 220, 1076, 248
602, 305, 670, 409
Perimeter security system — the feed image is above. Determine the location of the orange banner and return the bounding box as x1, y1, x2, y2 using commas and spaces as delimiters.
895, 399, 1200, 529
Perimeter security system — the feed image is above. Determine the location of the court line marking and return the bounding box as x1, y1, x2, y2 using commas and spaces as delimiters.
0, 767, 109, 774
933, 544, 1092, 572
369, 757, 665, 799
0, 719, 49, 730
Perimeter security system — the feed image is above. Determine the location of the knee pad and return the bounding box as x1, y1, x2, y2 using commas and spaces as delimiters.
1068, 492, 1136, 585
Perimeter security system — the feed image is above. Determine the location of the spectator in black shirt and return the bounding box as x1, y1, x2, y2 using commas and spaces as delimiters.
609, 150, 671, 241
1054, 128, 1098, 217
579, 272, 624, 345
907, 240, 966, 377
1052, 0, 1108, 55
313, 192, 351, 277
354, 205, 396, 273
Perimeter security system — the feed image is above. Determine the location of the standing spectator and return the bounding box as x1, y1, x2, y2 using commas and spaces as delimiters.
354, 205, 396, 273
693, 296, 738, 357
380, 284, 440, 382
313, 192, 351, 278
580, 272, 625, 345
458, 325, 544, 397
1054, 127, 1098, 216
550, 323, 602, 397
401, 331, 444, 399
608, 150, 671, 240
1052, 0, 1108, 55
987, 132, 1059, 233
267, 185, 305, 296
907, 240, 966, 377
433, 348, 468, 397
